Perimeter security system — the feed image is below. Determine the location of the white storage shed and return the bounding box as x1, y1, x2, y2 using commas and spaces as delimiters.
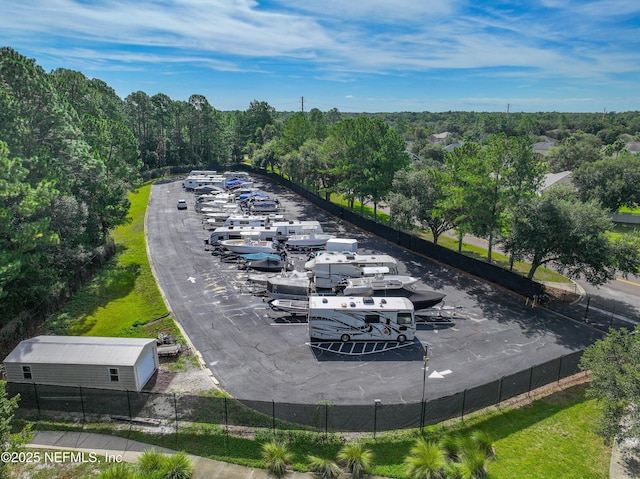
3, 336, 158, 392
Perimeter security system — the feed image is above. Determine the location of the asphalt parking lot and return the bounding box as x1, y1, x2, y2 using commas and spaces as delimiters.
145, 175, 604, 405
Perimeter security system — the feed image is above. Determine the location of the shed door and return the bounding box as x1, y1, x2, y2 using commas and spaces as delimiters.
136, 348, 156, 390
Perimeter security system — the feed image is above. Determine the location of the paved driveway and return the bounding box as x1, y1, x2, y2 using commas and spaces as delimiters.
145, 176, 603, 404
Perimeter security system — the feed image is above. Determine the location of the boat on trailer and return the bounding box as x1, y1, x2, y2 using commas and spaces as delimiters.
268, 298, 309, 316
219, 232, 280, 254
266, 270, 314, 300
336, 267, 419, 295
243, 257, 292, 272
286, 231, 336, 250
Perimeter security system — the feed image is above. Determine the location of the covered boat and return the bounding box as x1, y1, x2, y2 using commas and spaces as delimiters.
244, 257, 292, 272
404, 290, 447, 310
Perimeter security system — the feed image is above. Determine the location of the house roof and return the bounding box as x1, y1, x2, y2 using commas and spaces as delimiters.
541, 171, 572, 191
430, 132, 451, 139
3, 335, 156, 367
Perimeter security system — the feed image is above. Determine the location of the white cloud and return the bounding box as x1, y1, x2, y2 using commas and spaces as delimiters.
1, 0, 639, 89
273, 0, 460, 22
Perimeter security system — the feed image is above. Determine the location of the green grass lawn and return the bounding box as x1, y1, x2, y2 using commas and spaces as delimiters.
618, 206, 640, 214
19, 383, 610, 478
47, 183, 180, 339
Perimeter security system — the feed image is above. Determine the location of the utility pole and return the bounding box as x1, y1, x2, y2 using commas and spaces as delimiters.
301, 96, 304, 113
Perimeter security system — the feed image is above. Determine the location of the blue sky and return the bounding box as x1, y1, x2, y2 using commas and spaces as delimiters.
2, 0, 639, 112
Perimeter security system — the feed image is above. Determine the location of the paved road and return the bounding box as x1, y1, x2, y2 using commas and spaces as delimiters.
438, 224, 640, 326
146, 176, 604, 406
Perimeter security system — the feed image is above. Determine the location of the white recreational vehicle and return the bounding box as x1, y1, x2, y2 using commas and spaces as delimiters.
205, 213, 285, 230
209, 225, 279, 243
305, 252, 399, 289
308, 296, 416, 343
223, 214, 285, 228
209, 220, 323, 244
183, 175, 227, 191
270, 221, 323, 239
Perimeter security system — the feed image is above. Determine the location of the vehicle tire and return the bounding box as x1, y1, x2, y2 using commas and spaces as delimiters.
397, 334, 407, 344
340, 334, 350, 342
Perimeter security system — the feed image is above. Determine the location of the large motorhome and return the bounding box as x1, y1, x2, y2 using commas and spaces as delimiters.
305, 252, 399, 289
208, 220, 323, 243
308, 296, 416, 343
183, 175, 227, 191
223, 214, 285, 227
209, 225, 280, 243
270, 221, 323, 239
223, 171, 251, 181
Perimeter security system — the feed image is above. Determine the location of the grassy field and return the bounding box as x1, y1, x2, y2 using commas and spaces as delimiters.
47, 183, 180, 339
17, 383, 610, 478
19, 178, 612, 478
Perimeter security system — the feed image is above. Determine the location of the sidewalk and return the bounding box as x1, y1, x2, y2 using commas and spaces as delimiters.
610, 436, 640, 479
28, 431, 316, 479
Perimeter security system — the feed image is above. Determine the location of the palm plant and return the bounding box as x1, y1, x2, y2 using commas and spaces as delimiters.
337, 440, 374, 479
262, 440, 293, 479
307, 454, 342, 479
403, 437, 448, 479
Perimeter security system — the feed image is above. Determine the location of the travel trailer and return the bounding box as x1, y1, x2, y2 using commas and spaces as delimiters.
209, 225, 280, 243
307, 296, 416, 343
183, 175, 227, 191
223, 214, 285, 227
270, 221, 323, 239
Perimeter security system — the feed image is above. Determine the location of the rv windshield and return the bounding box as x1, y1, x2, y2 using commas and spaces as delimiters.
397, 313, 414, 325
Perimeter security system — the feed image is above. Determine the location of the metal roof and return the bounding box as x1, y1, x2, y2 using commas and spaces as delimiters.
3, 336, 156, 366
541, 171, 572, 191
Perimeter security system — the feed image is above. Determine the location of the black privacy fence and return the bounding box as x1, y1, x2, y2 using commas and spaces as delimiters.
257, 169, 639, 331
8, 350, 582, 433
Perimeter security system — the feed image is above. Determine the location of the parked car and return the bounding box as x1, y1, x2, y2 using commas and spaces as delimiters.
177, 199, 187, 210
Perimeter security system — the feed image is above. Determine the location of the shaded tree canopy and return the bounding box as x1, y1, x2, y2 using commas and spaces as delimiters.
501, 185, 640, 283
581, 326, 640, 444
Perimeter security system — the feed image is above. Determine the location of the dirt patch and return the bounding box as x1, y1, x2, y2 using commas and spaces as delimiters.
144, 356, 220, 395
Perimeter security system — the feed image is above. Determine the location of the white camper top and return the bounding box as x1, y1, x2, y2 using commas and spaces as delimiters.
312, 253, 397, 266
223, 171, 251, 180
326, 238, 358, 252
271, 220, 323, 233
223, 214, 286, 227
361, 266, 390, 276
200, 203, 242, 213
308, 295, 414, 312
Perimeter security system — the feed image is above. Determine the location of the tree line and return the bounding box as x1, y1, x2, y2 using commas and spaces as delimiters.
2, 46, 640, 332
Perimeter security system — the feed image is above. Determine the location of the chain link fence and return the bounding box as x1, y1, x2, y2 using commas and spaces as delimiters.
8, 350, 583, 433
